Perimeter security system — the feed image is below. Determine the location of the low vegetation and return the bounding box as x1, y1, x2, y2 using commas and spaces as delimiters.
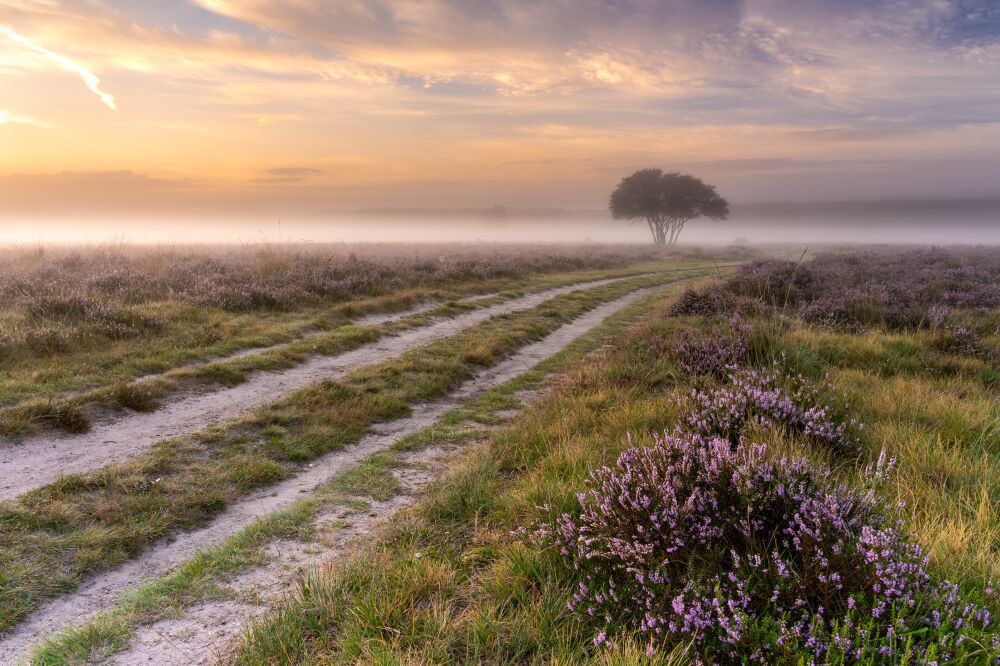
0, 271, 707, 632
0, 242, 683, 362
0, 243, 732, 435
229, 248, 998, 664
25, 264, 678, 666
529, 433, 990, 663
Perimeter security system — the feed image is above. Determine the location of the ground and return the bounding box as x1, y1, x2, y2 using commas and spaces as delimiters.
0, 245, 996, 665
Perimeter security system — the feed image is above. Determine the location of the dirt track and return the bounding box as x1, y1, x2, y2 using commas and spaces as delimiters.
0, 281, 671, 664
0, 274, 653, 502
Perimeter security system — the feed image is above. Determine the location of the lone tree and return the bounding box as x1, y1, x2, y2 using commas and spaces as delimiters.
610, 169, 729, 245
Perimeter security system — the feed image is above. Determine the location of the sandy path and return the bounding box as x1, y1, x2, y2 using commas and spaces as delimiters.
130, 298, 448, 378
0, 273, 653, 502
114, 447, 459, 666
130, 290, 502, 379
0, 283, 663, 665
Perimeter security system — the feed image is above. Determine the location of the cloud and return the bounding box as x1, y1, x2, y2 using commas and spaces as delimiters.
0, 24, 116, 109
264, 167, 323, 176
0, 0, 998, 208
249, 167, 324, 184
0, 107, 49, 127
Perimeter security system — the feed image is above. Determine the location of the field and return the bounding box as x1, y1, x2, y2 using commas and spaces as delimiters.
0, 244, 997, 665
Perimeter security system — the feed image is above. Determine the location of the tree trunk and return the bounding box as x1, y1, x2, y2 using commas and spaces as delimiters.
668, 219, 688, 245
647, 216, 667, 245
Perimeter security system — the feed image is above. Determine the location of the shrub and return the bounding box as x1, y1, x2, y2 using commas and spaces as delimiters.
653, 315, 752, 378
675, 249, 1000, 332
801, 285, 926, 331
933, 325, 986, 358
23, 292, 163, 340
668, 288, 731, 316
25, 327, 73, 357
724, 259, 816, 308
527, 433, 996, 664
677, 366, 860, 454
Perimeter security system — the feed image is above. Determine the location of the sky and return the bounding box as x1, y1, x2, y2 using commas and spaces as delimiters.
2, 0, 1000, 221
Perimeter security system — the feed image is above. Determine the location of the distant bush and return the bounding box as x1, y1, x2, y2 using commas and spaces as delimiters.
0, 244, 679, 356
527, 433, 996, 663
673, 249, 1000, 336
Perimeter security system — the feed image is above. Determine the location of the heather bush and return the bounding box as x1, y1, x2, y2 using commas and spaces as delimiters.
676, 248, 1000, 336
678, 365, 861, 454
667, 287, 732, 316
24, 293, 163, 339
933, 325, 990, 359
0, 325, 73, 359
801, 284, 926, 331
0, 244, 674, 356
653, 315, 753, 378
527, 433, 997, 664
722, 259, 816, 308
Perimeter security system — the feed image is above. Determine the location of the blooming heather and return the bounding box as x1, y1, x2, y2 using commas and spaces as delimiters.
677, 248, 1000, 333
527, 433, 996, 663
678, 366, 860, 454
0, 245, 664, 356
652, 315, 753, 378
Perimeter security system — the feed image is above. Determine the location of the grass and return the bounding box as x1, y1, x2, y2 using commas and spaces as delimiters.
228, 289, 693, 664
0, 259, 722, 437
0, 270, 713, 633
30, 498, 325, 665
22, 271, 687, 665
0, 248, 697, 406
225, 293, 998, 663
767, 317, 999, 583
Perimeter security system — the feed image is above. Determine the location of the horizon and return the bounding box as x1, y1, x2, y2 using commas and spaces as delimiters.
3, 0, 1000, 231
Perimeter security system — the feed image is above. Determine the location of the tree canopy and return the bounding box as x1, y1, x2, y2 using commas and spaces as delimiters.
609, 169, 729, 245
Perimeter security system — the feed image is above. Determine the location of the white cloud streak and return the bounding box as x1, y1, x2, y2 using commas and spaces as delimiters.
0, 108, 49, 126
0, 24, 117, 110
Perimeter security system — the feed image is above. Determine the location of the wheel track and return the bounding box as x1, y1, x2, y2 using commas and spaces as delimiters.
0, 282, 671, 665
0, 272, 669, 502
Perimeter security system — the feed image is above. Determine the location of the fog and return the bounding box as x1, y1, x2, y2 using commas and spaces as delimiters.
0, 213, 997, 247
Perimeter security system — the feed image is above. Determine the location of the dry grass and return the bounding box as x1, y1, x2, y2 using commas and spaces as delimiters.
228, 255, 998, 664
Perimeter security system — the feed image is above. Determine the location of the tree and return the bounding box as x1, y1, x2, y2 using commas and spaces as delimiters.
609, 169, 729, 246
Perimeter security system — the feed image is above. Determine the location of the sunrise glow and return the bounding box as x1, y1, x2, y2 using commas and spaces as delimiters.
0, 1, 998, 232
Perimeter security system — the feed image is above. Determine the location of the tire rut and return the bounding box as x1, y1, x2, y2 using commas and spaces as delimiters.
0, 273, 653, 502
0, 283, 667, 665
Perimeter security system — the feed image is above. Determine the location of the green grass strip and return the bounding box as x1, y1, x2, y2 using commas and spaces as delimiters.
0, 260, 718, 438
25, 275, 692, 665
0, 269, 712, 633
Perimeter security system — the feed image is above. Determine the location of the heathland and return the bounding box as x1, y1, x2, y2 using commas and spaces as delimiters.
0, 244, 996, 665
